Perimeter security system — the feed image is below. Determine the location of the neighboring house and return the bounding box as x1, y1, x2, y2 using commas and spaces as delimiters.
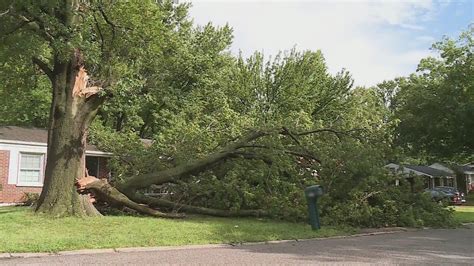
0, 126, 111, 204
385, 163, 455, 189
430, 162, 474, 194
460, 163, 474, 192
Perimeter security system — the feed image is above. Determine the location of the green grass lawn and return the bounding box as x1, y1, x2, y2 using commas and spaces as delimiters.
0, 206, 355, 253
453, 205, 474, 223
464, 193, 474, 206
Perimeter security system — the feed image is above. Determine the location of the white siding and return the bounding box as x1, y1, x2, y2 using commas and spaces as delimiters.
0, 143, 47, 186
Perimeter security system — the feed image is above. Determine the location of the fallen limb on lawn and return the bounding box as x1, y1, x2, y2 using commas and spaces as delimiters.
76, 175, 268, 219
76, 175, 184, 218
135, 194, 269, 218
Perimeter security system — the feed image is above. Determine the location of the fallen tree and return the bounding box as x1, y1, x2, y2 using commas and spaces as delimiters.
76, 127, 357, 218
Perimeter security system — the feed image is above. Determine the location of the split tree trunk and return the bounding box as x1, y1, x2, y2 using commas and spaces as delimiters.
35, 52, 104, 217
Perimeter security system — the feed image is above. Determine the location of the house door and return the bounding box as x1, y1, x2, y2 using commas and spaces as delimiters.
446, 178, 453, 187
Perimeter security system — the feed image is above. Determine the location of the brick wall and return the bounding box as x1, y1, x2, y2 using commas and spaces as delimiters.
0, 150, 42, 203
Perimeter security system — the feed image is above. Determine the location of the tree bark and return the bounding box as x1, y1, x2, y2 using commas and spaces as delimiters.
118, 130, 268, 193
77, 176, 266, 218
35, 51, 104, 217
118, 127, 324, 193
35, 115, 91, 216
77, 176, 184, 218
138, 195, 268, 217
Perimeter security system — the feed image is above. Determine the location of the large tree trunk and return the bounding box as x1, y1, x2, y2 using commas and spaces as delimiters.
35, 51, 104, 217
35, 112, 94, 216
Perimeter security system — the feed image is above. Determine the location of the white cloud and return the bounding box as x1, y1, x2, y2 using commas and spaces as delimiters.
186, 0, 446, 86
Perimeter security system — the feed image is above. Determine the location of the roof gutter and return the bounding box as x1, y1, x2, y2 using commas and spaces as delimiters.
0, 139, 113, 156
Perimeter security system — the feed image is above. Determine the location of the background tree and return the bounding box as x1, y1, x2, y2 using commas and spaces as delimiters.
0, 43, 51, 127
389, 26, 473, 162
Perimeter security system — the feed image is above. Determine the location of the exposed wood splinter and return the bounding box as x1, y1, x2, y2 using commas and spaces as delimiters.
73, 66, 103, 98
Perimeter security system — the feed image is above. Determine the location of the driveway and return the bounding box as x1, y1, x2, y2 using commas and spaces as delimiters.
1, 225, 473, 265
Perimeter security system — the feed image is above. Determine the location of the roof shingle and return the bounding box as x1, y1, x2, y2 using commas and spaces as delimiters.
405, 165, 452, 177
0, 126, 101, 151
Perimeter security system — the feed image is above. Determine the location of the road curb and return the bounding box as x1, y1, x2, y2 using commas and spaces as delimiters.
115, 244, 230, 253
233, 228, 412, 247
57, 249, 116, 256
10, 253, 51, 258
0, 229, 409, 260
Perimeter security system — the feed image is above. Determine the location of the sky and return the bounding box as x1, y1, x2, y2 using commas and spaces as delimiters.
185, 0, 473, 86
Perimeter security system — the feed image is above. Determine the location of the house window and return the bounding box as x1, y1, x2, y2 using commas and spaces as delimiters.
18, 153, 44, 186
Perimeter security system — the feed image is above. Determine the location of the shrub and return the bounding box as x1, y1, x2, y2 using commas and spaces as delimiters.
320, 174, 457, 228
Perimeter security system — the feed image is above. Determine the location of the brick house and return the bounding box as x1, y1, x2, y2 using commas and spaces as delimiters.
0, 126, 111, 204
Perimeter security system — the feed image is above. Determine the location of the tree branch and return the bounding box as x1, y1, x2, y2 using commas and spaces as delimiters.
118, 126, 362, 192
32, 57, 54, 81
10, 13, 55, 42
229, 151, 273, 165
97, 5, 116, 38
281, 126, 301, 145
136, 194, 268, 218
238, 145, 321, 164
0, 9, 9, 17
1, 20, 29, 36
297, 128, 367, 142
92, 12, 105, 53
118, 130, 268, 192
297, 128, 344, 140
77, 176, 184, 218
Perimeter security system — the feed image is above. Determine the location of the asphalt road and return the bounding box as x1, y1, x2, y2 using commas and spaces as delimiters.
1, 225, 473, 265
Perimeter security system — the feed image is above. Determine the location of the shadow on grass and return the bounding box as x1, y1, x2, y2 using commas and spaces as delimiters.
0, 206, 28, 215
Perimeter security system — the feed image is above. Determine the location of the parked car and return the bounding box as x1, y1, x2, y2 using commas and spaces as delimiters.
424, 187, 464, 205
435, 186, 466, 204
